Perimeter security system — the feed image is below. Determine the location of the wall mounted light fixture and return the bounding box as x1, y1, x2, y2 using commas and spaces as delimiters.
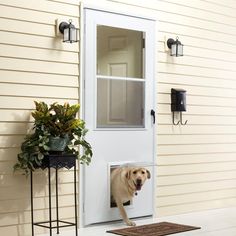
59, 19, 78, 43
167, 37, 183, 57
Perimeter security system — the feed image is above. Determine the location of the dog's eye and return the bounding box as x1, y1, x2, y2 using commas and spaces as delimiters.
141, 171, 145, 174
133, 171, 137, 174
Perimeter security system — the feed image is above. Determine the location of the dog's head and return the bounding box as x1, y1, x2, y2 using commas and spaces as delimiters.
125, 167, 151, 191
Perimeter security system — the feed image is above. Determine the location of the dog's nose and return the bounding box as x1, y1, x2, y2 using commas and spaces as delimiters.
136, 179, 142, 185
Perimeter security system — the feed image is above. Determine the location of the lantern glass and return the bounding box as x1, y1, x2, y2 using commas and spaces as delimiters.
177, 44, 183, 57
62, 22, 78, 43
63, 28, 69, 42
69, 27, 77, 42
170, 44, 177, 56
170, 43, 183, 57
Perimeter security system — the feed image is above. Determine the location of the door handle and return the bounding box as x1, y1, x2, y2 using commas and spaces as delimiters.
150, 109, 155, 124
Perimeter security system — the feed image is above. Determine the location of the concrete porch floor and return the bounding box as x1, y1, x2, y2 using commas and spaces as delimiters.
40, 207, 236, 236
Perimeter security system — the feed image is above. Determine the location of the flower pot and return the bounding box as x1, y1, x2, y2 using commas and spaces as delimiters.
49, 135, 70, 152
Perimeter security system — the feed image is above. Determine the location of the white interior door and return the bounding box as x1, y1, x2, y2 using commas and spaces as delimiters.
83, 9, 156, 225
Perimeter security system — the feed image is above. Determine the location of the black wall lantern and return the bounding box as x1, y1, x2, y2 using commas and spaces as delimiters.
171, 88, 187, 125
59, 19, 78, 43
167, 37, 183, 57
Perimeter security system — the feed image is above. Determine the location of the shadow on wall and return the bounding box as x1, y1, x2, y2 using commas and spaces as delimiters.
0, 169, 58, 235
0, 112, 47, 235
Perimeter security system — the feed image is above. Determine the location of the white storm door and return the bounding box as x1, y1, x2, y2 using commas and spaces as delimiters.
83, 9, 156, 225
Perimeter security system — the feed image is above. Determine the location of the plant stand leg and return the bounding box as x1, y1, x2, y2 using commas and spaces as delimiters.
48, 168, 52, 236
31, 171, 34, 236
56, 168, 59, 234
74, 165, 78, 236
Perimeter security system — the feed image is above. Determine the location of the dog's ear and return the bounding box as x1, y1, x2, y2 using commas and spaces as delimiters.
146, 169, 151, 179
125, 169, 132, 179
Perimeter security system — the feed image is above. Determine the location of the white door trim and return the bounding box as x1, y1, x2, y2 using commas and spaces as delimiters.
79, 3, 158, 228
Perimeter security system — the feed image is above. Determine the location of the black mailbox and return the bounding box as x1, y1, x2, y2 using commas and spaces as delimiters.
171, 88, 186, 112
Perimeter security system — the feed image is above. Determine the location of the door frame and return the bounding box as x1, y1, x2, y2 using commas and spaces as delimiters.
79, 3, 158, 227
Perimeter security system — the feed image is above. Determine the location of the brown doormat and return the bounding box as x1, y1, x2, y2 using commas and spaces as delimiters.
107, 222, 201, 236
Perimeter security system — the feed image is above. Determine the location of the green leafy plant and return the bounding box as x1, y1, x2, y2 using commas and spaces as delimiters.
14, 101, 92, 176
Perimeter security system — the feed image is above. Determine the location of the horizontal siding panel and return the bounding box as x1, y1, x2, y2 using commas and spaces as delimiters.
0, 110, 36, 122
159, 21, 236, 45
1, 175, 74, 196
0, 226, 18, 236
0, 97, 78, 110
158, 94, 236, 107
158, 34, 236, 55
158, 63, 236, 80
204, 0, 236, 7
158, 84, 236, 99
0, 70, 79, 87
158, 53, 236, 72
158, 104, 236, 116
162, 0, 236, 18
158, 170, 236, 186
157, 94, 236, 108
110, 0, 236, 25
0, 195, 74, 212
157, 162, 236, 176
2, 170, 74, 186
0, 186, 30, 201
0, 5, 79, 25
0, 148, 19, 161
158, 114, 236, 125
0, 136, 24, 148
0, 84, 78, 99
156, 198, 236, 216
0, 196, 74, 213
158, 153, 236, 165
184, 45, 236, 63
18, 206, 76, 224
158, 143, 236, 155
0, 178, 76, 198
156, 0, 236, 25
157, 10, 236, 36
0, 123, 31, 135
0, 18, 54, 37
158, 125, 236, 135
158, 39, 236, 63
0, 57, 78, 75
0, 31, 79, 52
0, 44, 78, 64
0, 213, 18, 226
158, 189, 236, 207
157, 134, 236, 145
157, 75, 236, 93
0, 0, 79, 16
157, 179, 236, 196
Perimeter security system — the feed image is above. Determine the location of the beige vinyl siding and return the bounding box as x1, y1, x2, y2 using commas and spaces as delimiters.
0, 0, 80, 235
1, 0, 236, 234
104, 0, 236, 216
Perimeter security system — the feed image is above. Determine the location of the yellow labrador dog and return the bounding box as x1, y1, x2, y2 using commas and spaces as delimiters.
111, 167, 151, 226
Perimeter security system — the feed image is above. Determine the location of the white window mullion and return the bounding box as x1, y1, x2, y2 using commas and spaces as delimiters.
96, 75, 145, 82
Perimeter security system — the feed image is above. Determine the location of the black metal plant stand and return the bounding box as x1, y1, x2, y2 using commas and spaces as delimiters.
30, 154, 78, 236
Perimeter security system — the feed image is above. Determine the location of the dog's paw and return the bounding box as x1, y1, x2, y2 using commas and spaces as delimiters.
126, 220, 136, 226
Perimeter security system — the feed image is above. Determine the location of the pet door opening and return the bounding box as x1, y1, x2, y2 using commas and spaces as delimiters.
110, 165, 131, 208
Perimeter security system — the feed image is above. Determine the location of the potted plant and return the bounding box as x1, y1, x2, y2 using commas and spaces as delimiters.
14, 101, 92, 176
